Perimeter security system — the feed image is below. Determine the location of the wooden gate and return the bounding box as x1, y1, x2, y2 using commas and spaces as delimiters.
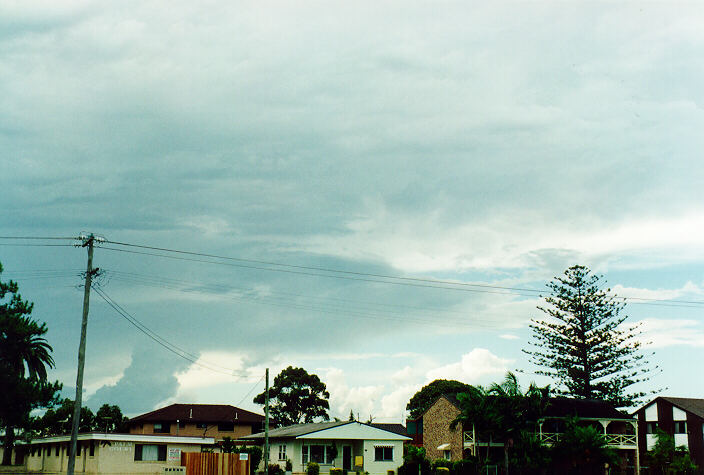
181, 452, 250, 475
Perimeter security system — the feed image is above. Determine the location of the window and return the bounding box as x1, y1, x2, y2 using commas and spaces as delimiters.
374, 447, 393, 462
89, 441, 95, 457
218, 422, 235, 432
153, 423, 171, 433
135, 444, 167, 461
278, 445, 287, 461
302, 445, 334, 464
55, 445, 59, 456
646, 422, 658, 434
443, 450, 451, 461
675, 421, 687, 434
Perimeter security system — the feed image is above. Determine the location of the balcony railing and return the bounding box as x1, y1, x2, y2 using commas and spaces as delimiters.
463, 431, 636, 449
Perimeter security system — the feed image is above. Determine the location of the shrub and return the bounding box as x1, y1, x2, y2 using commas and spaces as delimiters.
285, 459, 293, 471
307, 462, 320, 475
435, 467, 449, 475
431, 460, 452, 470
398, 447, 431, 475
269, 465, 284, 475
451, 459, 478, 475
330, 468, 343, 475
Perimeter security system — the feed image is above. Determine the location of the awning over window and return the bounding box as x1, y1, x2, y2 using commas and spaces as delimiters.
374, 445, 394, 448
437, 443, 450, 450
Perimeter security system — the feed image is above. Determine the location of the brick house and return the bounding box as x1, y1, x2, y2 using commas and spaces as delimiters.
128, 404, 264, 442
634, 396, 704, 468
413, 394, 464, 461
412, 394, 638, 468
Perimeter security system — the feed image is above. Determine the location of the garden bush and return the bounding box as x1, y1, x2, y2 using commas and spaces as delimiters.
307, 462, 320, 475
269, 464, 284, 475
330, 468, 343, 475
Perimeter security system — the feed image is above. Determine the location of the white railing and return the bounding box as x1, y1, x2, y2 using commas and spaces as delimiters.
464, 431, 636, 448
604, 433, 637, 446
539, 432, 636, 448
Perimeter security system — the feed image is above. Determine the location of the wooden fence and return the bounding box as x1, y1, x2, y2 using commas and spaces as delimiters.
181, 452, 250, 475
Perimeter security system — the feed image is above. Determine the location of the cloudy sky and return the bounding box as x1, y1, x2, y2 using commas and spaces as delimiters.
2, 0, 703, 422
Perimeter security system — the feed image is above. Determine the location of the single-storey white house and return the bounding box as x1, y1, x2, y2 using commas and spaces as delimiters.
2, 432, 215, 474
241, 421, 410, 475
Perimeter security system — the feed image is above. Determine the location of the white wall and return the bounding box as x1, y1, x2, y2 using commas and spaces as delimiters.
644, 403, 658, 421
361, 440, 404, 475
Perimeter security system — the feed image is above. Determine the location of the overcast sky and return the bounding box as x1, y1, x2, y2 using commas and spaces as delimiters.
2, 0, 703, 422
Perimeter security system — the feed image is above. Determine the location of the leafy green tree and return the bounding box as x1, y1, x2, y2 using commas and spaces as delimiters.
35, 398, 95, 436
0, 263, 62, 465
407, 379, 471, 419
253, 366, 330, 427
348, 410, 355, 421
647, 429, 698, 474
95, 403, 129, 433
524, 265, 654, 408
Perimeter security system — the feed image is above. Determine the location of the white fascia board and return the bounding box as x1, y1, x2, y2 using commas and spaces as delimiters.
27, 434, 216, 445
297, 422, 410, 441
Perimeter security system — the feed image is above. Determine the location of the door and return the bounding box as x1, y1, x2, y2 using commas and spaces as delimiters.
342, 445, 351, 471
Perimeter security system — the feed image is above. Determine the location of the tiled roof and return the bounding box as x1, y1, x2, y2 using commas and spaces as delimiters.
660, 397, 704, 419
370, 423, 407, 436
243, 421, 350, 439
129, 404, 264, 424
543, 398, 629, 419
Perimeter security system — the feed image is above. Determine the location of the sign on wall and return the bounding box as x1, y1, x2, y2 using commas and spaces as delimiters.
168, 448, 182, 462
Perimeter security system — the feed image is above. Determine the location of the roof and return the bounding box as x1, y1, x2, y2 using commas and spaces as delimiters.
543, 398, 629, 420
129, 404, 264, 424
243, 421, 349, 439
370, 423, 407, 436
242, 421, 410, 440
24, 433, 215, 445
649, 397, 704, 419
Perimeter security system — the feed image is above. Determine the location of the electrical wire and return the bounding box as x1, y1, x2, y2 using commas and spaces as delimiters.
99, 269, 509, 328
103, 239, 544, 294
0, 236, 78, 240
235, 375, 265, 407
92, 285, 249, 377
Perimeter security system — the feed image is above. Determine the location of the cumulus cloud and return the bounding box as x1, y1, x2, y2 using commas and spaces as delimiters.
426, 349, 512, 383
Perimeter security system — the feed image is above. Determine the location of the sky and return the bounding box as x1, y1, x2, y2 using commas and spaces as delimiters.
1, 0, 704, 423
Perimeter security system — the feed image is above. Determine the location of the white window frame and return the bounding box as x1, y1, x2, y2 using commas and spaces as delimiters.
279, 444, 287, 461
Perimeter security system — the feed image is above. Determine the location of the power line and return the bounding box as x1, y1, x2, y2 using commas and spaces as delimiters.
103, 239, 545, 294
95, 245, 542, 297
0, 236, 78, 240
235, 375, 265, 407
99, 269, 511, 328
92, 285, 249, 377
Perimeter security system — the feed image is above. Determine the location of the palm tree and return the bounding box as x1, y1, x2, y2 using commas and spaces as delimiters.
1, 267, 59, 465
451, 385, 501, 467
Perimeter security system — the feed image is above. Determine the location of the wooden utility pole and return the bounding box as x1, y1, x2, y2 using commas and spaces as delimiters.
264, 368, 270, 472
67, 234, 96, 475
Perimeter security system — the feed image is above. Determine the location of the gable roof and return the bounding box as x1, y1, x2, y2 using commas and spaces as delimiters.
659, 397, 704, 419
129, 404, 264, 424
370, 423, 407, 436
242, 421, 410, 441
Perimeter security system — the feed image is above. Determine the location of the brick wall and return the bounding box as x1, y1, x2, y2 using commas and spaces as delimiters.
422, 397, 463, 461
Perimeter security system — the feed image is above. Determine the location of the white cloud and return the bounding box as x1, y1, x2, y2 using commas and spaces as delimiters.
175, 351, 261, 390
325, 368, 385, 421
499, 334, 519, 340
635, 318, 704, 348
426, 348, 512, 383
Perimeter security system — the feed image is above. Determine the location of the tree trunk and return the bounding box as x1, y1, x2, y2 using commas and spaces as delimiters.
1, 426, 15, 465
